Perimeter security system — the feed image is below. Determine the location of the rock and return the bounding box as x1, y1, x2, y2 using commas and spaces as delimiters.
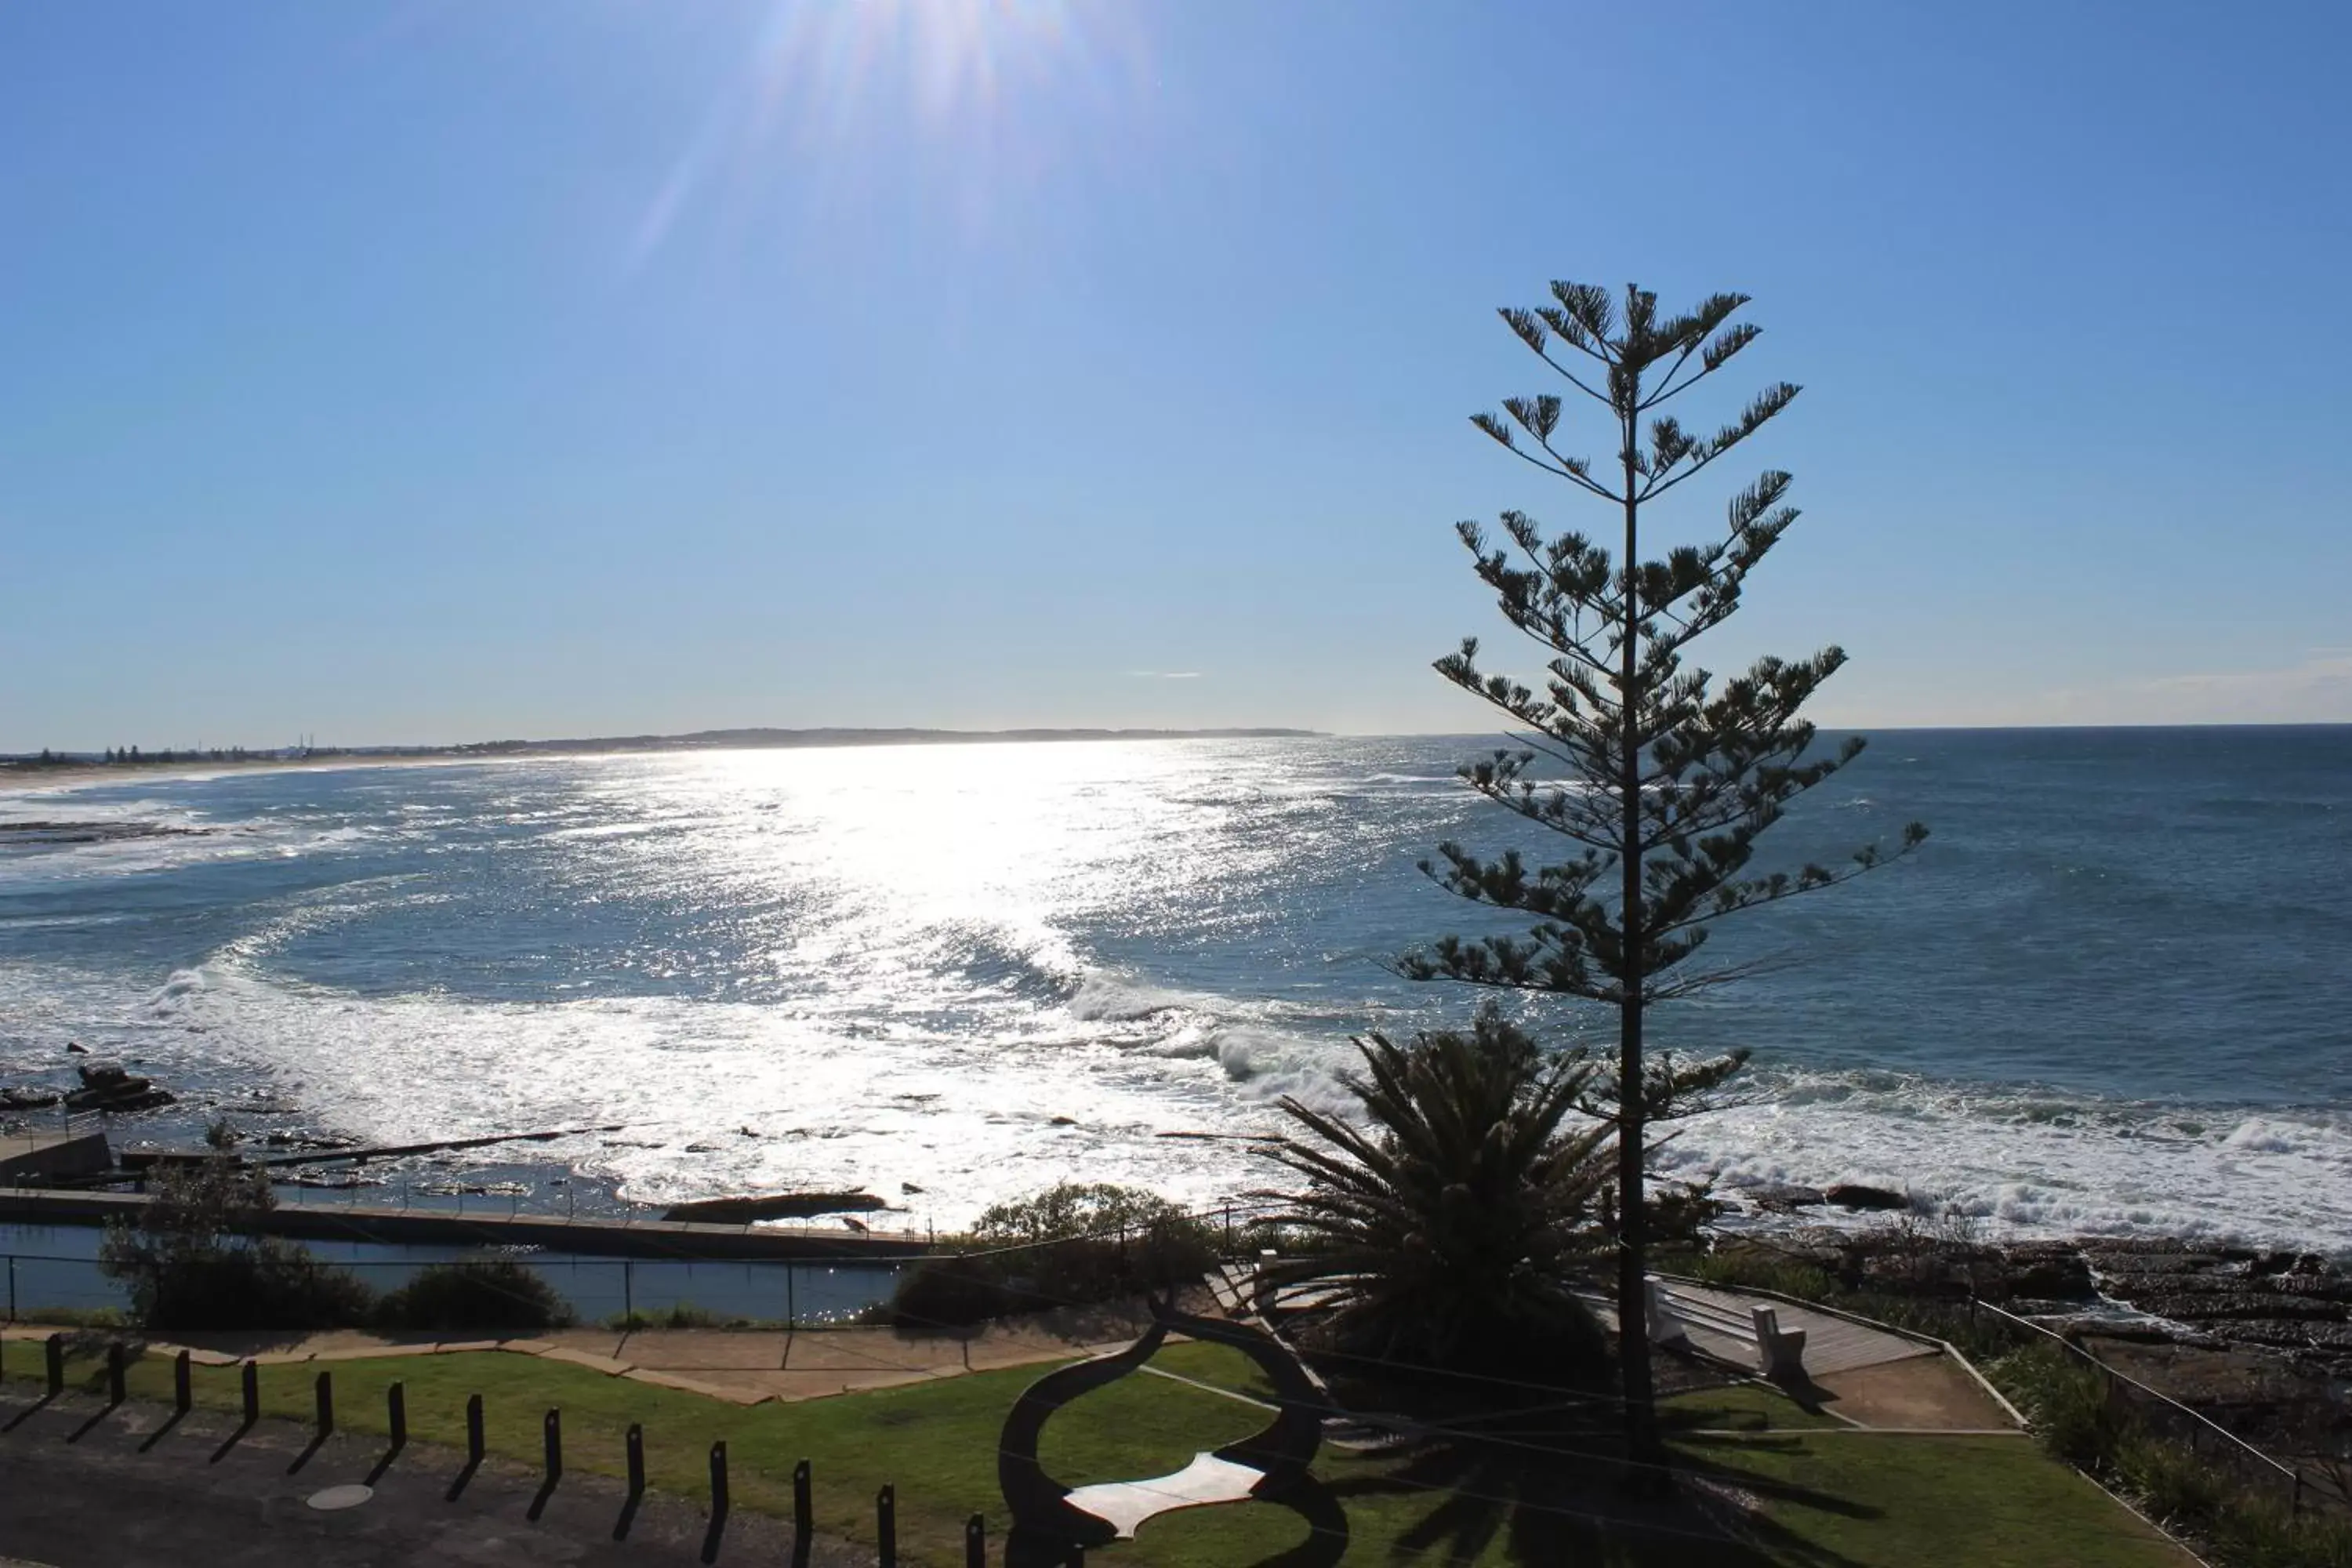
662, 1191, 887, 1223
1740, 1183, 1826, 1211
65, 1041, 88, 1054
2207, 1319, 2329, 1352
64, 1063, 176, 1114
902, 1182, 925, 1195
1050, 1116, 1078, 1127
2005, 1246, 2096, 1301
1822, 1182, 1909, 1211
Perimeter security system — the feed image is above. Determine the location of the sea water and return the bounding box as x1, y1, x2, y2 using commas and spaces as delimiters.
2, 730, 2347, 1250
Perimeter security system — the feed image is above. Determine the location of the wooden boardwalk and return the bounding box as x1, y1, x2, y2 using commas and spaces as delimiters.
1658, 1279, 1940, 1377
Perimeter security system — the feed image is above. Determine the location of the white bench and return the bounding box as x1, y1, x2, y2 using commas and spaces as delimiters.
1646, 1276, 1807, 1379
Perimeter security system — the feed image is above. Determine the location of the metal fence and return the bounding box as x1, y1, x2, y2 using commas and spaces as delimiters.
2, 1250, 905, 1329
1967, 1296, 2344, 1519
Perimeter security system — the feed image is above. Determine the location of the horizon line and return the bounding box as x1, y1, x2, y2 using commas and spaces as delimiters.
7, 716, 2352, 762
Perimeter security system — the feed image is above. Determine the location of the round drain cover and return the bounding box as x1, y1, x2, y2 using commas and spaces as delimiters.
306, 1484, 374, 1512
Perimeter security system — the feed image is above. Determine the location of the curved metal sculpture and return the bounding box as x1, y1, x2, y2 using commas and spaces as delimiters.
999, 1295, 1345, 1566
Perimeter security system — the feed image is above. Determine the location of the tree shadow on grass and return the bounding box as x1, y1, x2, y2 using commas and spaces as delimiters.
1327, 1400, 1882, 1568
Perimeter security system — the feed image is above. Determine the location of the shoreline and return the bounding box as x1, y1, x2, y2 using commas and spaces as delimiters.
0, 753, 493, 796
0, 727, 1330, 797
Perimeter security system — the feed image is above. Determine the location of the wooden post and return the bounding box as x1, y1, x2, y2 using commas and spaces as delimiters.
793, 1457, 812, 1545
387, 1381, 406, 1449
173, 1349, 192, 1414
528, 1407, 564, 1522
615, 1422, 646, 1541
964, 1514, 986, 1568
241, 1361, 259, 1425
466, 1393, 485, 1467
710, 1441, 729, 1517
876, 1483, 896, 1567
106, 1341, 125, 1406
314, 1370, 334, 1439
44, 1333, 64, 1398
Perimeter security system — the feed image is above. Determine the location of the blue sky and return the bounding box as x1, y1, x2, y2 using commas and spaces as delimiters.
4, 1, 2348, 750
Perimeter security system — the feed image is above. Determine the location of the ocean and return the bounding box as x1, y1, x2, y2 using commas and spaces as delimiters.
2, 729, 2347, 1251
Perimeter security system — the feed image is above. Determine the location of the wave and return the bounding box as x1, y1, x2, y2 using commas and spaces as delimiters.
1675, 1065, 2352, 1255
1067, 974, 1201, 1022
14, 941, 2352, 1250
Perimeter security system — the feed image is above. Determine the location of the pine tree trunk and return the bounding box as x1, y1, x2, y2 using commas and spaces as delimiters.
1617, 400, 1657, 1460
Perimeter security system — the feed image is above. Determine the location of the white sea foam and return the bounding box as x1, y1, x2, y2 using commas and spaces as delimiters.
6, 936, 2347, 1249
7, 738, 2348, 1251
1675, 1066, 2352, 1256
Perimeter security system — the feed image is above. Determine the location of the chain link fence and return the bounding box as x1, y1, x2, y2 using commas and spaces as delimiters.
1, 1249, 905, 1328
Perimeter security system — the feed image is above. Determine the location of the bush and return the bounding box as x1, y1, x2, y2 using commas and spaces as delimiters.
881, 1182, 1220, 1329
972, 1183, 1204, 1247
1990, 1340, 2352, 1568
1687, 1246, 1838, 1303
606, 1301, 733, 1331
129, 1241, 376, 1330
100, 1152, 375, 1330
1994, 1341, 2125, 1472
886, 1254, 1023, 1329
376, 1259, 574, 1333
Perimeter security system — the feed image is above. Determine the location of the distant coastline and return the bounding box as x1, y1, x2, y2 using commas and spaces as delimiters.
0, 725, 1324, 790
446, 724, 1323, 754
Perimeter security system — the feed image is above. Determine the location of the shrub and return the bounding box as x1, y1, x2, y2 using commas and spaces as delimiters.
1994, 1340, 2125, 1472
100, 1151, 374, 1330
973, 1183, 1203, 1247
606, 1301, 731, 1331
881, 1181, 1220, 1329
886, 1254, 1022, 1329
376, 1259, 574, 1333
1991, 1340, 2352, 1568
1687, 1247, 1837, 1303
126, 1240, 376, 1330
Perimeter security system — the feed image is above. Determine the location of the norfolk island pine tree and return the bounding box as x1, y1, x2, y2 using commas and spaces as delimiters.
1400, 281, 1927, 1457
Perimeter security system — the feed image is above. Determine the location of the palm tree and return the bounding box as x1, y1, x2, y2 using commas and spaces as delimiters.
1256, 1009, 1613, 1381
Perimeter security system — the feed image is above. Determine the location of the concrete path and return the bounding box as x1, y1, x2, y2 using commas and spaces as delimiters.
1811, 1353, 2020, 1432
3, 1312, 1138, 1410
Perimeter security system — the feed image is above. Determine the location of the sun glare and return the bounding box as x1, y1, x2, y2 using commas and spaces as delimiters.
632, 0, 1143, 269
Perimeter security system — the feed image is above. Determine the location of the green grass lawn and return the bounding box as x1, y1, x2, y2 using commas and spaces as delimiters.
2, 1337, 2185, 1566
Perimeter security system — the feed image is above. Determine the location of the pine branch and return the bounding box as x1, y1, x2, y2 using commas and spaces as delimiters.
1639, 383, 1800, 500
1471, 413, 1624, 500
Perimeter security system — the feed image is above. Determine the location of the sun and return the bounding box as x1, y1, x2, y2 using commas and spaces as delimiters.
632, 0, 1145, 268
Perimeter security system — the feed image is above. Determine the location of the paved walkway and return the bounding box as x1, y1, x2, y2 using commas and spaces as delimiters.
2, 1309, 1142, 1410
1595, 1278, 2027, 1434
